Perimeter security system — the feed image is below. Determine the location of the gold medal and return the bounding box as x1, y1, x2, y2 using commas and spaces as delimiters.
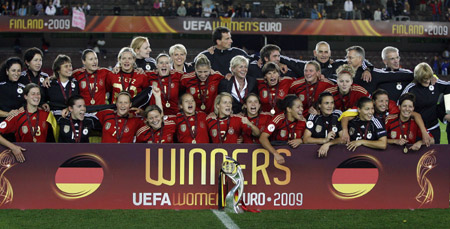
270, 109, 275, 115
91, 99, 95, 105
33, 137, 37, 143
192, 139, 196, 144
201, 104, 206, 110
403, 146, 408, 154
166, 102, 171, 108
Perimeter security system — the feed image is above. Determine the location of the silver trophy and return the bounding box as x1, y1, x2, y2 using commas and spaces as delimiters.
221, 156, 244, 213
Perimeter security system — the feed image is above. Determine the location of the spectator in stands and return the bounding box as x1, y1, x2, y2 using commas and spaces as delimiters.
381, 8, 390, 20
441, 60, 449, 75
53, 0, 61, 15
295, 3, 305, 18
321, 9, 327, 19
430, 0, 442, 21
35, 0, 43, 15
177, 1, 186, 16
203, 3, 213, 17
363, 5, 372, 19
387, 0, 394, 16
194, 2, 202, 17
153, 0, 161, 15
374, 8, 382, 20
311, 4, 320, 19
167, 2, 178, 16
344, 0, 353, 19
243, 3, 251, 18
392, 0, 403, 17
62, 5, 70, 15
2, 1, 9, 15
26, 1, 34, 16
45, 1, 56, 16
82, 2, 91, 15
403, 0, 411, 15
353, 6, 362, 19
431, 55, 440, 73
18, 4, 27, 16
258, 9, 267, 18
234, 3, 242, 17
326, 0, 334, 12
445, 7, 450, 21
419, 0, 427, 11
274, 2, 282, 18
187, 2, 195, 16
10, 1, 17, 16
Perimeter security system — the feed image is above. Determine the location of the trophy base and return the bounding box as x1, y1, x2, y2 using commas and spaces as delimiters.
224, 203, 244, 214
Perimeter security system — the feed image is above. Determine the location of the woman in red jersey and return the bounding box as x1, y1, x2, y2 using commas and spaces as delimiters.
147, 53, 183, 115
136, 105, 177, 143
180, 54, 224, 114
106, 47, 149, 103
259, 95, 306, 165
0, 83, 58, 162
207, 92, 253, 143
289, 60, 333, 116
96, 92, 144, 143
173, 93, 209, 143
72, 49, 110, 105
257, 62, 293, 115
324, 64, 369, 112
241, 93, 271, 143
386, 93, 434, 152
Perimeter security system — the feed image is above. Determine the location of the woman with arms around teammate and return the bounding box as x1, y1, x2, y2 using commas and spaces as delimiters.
259, 95, 306, 164
346, 97, 387, 151
0, 57, 26, 120
0, 83, 58, 162
385, 93, 434, 152
180, 54, 224, 114
303, 92, 343, 157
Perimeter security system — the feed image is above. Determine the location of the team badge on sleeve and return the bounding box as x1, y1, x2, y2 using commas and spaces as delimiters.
267, 124, 275, 132
367, 132, 372, 139
83, 128, 89, 135
306, 121, 313, 129
146, 64, 151, 70
0, 121, 6, 129
40, 77, 45, 83
332, 126, 338, 132
17, 88, 23, 94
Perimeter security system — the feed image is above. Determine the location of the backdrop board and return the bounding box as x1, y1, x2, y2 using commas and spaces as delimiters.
0, 143, 448, 210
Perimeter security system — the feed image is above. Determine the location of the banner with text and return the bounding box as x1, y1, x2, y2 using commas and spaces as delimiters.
0, 144, 448, 210
3, 16, 450, 38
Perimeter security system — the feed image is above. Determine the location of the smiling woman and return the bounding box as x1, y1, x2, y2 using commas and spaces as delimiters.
0, 57, 26, 119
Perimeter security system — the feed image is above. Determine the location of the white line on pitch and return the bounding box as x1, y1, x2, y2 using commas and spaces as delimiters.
211, 209, 240, 229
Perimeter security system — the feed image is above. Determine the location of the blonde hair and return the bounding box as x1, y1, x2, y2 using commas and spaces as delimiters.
195, 54, 211, 69
305, 60, 321, 72
229, 55, 249, 73
336, 64, 355, 79
130, 36, 149, 53
117, 47, 137, 62
169, 44, 187, 56
214, 92, 233, 115
413, 62, 433, 84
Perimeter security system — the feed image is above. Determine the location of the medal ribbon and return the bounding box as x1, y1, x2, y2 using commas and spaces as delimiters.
149, 122, 164, 143
249, 115, 260, 143
183, 112, 198, 141
284, 115, 297, 140
114, 114, 128, 143
25, 109, 39, 141
197, 76, 210, 108
120, 71, 135, 93
157, 74, 172, 105
398, 118, 411, 140
356, 121, 371, 140
233, 78, 248, 104
58, 79, 72, 103
69, 117, 83, 143
266, 83, 279, 111
338, 91, 351, 111
216, 116, 231, 143
85, 71, 98, 103
305, 82, 319, 108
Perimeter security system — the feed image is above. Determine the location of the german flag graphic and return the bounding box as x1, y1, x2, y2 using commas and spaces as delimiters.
331, 156, 379, 200
55, 155, 104, 200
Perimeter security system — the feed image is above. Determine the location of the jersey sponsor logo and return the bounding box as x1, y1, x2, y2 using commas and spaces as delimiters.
83, 128, 89, 135
367, 132, 372, 139
64, 125, 70, 133
0, 121, 6, 129
71, 82, 76, 88
306, 121, 313, 129
40, 77, 44, 83
267, 124, 275, 132
180, 124, 187, 132
391, 131, 397, 139
22, 126, 28, 134
315, 125, 322, 133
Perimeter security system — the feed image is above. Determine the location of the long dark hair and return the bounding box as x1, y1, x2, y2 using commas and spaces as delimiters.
0, 57, 23, 81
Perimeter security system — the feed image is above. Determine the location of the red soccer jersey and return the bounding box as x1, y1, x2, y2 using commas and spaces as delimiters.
72, 68, 109, 105
263, 113, 306, 141
289, 78, 333, 116
207, 115, 243, 143
136, 119, 177, 143
385, 114, 431, 144
173, 112, 209, 143
96, 110, 144, 143
257, 77, 293, 114
0, 108, 52, 142
324, 84, 370, 112
106, 70, 149, 103
181, 71, 223, 114
242, 112, 272, 143
147, 70, 183, 115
